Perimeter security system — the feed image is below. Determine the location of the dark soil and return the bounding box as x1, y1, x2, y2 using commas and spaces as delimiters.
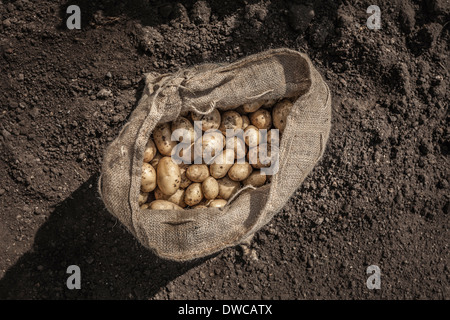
0, 0, 448, 300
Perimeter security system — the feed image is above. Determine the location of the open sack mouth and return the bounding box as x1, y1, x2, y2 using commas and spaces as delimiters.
100, 48, 331, 261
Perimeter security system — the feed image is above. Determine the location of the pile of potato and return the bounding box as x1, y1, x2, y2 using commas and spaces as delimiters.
139, 99, 293, 210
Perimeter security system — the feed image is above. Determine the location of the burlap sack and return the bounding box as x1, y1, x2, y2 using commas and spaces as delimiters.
99, 48, 331, 261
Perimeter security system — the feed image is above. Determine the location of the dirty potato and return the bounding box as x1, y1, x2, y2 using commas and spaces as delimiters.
217, 176, 240, 200
210, 149, 235, 179
228, 162, 253, 182
250, 108, 272, 130
244, 125, 260, 147
141, 163, 157, 193
138, 192, 149, 205
191, 109, 221, 131
241, 115, 250, 130
153, 122, 177, 156
272, 99, 293, 133
179, 164, 192, 189
143, 138, 157, 163
184, 182, 204, 206
171, 116, 195, 144
219, 111, 243, 135
242, 101, 264, 113
186, 164, 210, 182
209, 199, 227, 208
201, 176, 219, 200
148, 200, 184, 210
243, 170, 267, 188
195, 131, 225, 161
156, 156, 181, 196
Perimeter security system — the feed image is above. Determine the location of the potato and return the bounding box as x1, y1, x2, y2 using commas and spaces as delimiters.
226, 136, 247, 159
191, 109, 221, 131
219, 111, 243, 135
184, 182, 204, 206
228, 162, 253, 181
171, 116, 195, 144
149, 200, 183, 210
244, 125, 260, 147
179, 164, 192, 189
209, 199, 227, 208
193, 204, 209, 209
263, 99, 277, 107
165, 189, 187, 208
156, 156, 181, 195
217, 176, 240, 200
140, 203, 150, 210
210, 149, 235, 179
153, 122, 177, 156
154, 186, 166, 200
141, 163, 157, 193
241, 115, 250, 130
243, 170, 267, 187
247, 143, 279, 169
138, 192, 149, 205
272, 99, 293, 133
250, 109, 272, 130
143, 139, 157, 163
195, 131, 225, 162
186, 164, 210, 182
150, 152, 163, 168
242, 101, 264, 113
202, 176, 219, 200
153, 187, 186, 208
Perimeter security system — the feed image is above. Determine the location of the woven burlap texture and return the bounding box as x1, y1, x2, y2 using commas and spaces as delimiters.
99, 48, 331, 261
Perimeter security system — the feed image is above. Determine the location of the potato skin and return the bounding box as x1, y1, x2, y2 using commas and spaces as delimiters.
156, 157, 181, 196
217, 176, 240, 200
272, 99, 293, 133
210, 149, 235, 179
228, 162, 253, 182
202, 176, 219, 200
191, 109, 221, 131
244, 125, 260, 147
250, 109, 272, 130
165, 189, 187, 208
148, 200, 184, 210
171, 116, 195, 144
184, 182, 204, 206
242, 101, 264, 113
141, 163, 157, 193
243, 170, 267, 187
219, 111, 243, 135
186, 164, 210, 182
241, 115, 250, 129
153, 123, 177, 156
179, 164, 192, 189
143, 139, 157, 163
138, 192, 149, 205
209, 199, 227, 208
195, 131, 225, 161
